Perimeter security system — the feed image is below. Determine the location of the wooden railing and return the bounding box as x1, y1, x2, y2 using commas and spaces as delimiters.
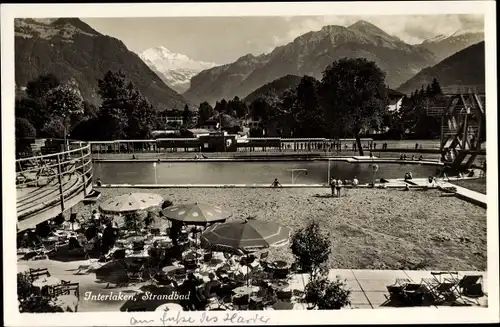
16, 142, 93, 222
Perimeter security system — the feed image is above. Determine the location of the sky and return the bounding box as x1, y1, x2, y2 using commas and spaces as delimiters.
81, 14, 484, 65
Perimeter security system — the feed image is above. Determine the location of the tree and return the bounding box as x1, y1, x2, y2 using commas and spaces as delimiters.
320, 58, 388, 155
214, 99, 228, 115
290, 220, 331, 279
41, 119, 65, 139
15, 117, 36, 139
16, 117, 37, 153
97, 70, 156, 140
182, 104, 194, 127
227, 96, 248, 118
425, 84, 432, 97
45, 84, 84, 147
16, 74, 61, 134
249, 97, 275, 122
197, 102, 214, 125
125, 86, 156, 139
281, 75, 325, 137
430, 78, 442, 97
26, 73, 60, 100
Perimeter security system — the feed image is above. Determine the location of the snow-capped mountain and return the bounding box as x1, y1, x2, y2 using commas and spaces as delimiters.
139, 46, 218, 94
15, 18, 191, 110
418, 28, 484, 62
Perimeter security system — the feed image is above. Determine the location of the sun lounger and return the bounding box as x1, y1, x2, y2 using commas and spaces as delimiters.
421, 272, 461, 305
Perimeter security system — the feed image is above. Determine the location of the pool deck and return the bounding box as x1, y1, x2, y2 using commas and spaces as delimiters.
17, 257, 488, 311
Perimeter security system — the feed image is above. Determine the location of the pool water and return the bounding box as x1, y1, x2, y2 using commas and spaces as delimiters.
93, 161, 439, 185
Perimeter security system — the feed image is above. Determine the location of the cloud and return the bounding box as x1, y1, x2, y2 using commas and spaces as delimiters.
84, 14, 484, 64
269, 14, 484, 47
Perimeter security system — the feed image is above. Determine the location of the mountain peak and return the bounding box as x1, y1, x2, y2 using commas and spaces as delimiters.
139, 47, 217, 70
348, 20, 390, 36
15, 17, 100, 40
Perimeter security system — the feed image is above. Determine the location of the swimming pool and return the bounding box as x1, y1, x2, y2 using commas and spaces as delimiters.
93, 161, 439, 185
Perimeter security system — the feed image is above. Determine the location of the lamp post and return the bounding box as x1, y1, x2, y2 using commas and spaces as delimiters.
153, 162, 158, 185
372, 164, 379, 186
327, 158, 334, 185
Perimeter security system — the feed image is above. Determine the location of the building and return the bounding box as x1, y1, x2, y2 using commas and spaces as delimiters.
200, 119, 220, 132
387, 89, 406, 112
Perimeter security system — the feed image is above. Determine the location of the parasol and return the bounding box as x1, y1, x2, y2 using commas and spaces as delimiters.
161, 202, 231, 225
99, 193, 163, 213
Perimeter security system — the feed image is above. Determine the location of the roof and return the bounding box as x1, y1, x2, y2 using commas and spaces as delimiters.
387, 88, 406, 98
187, 129, 211, 135
202, 120, 219, 125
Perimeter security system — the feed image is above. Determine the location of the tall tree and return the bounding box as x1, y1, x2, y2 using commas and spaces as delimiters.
97, 70, 131, 140
44, 83, 84, 147
26, 73, 60, 100
181, 104, 194, 127
197, 102, 214, 126
430, 78, 442, 97
16, 74, 61, 133
227, 96, 248, 118
320, 58, 388, 155
214, 99, 228, 115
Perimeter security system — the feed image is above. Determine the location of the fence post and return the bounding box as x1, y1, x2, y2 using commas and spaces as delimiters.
56, 153, 65, 212
80, 146, 88, 197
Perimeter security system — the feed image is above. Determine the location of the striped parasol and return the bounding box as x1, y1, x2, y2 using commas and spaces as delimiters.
200, 219, 291, 253
161, 202, 231, 225
99, 193, 163, 213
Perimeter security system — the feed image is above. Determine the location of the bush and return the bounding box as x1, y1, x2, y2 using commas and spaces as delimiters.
18, 272, 59, 313
290, 220, 331, 278
304, 275, 351, 310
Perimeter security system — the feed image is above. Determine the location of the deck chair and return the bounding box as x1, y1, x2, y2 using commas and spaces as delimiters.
29, 268, 51, 281
74, 239, 100, 275
121, 260, 145, 285
421, 275, 459, 305
52, 282, 80, 300
454, 275, 485, 305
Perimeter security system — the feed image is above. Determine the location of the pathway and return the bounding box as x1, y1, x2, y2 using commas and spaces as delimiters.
17, 258, 488, 311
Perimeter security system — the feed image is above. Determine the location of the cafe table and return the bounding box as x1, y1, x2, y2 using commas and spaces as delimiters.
232, 286, 259, 296
155, 303, 183, 312
32, 276, 61, 289
270, 280, 290, 291
273, 260, 289, 269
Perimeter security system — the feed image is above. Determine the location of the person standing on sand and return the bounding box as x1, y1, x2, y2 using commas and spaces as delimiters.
330, 178, 336, 197
336, 178, 343, 197
352, 176, 359, 187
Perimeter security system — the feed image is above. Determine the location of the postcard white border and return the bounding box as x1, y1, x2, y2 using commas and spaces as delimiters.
2, 1, 498, 326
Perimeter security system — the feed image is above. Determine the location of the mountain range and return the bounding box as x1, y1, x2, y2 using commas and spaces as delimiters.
416, 29, 484, 62
14, 18, 192, 111
14, 18, 484, 113
397, 41, 485, 95
242, 74, 302, 104
139, 46, 217, 94
183, 21, 484, 105
183, 20, 439, 105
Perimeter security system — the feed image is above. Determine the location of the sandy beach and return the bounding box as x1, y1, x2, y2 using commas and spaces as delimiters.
71, 187, 486, 271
